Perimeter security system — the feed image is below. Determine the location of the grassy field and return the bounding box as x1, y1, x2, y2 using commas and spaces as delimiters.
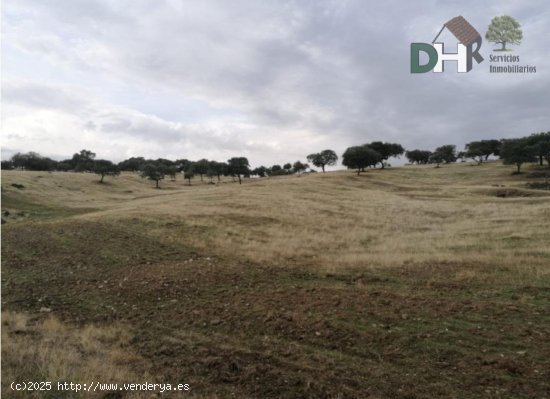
2, 162, 550, 398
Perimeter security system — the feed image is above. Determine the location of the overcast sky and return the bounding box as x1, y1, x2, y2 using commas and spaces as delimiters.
2, 0, 549, 167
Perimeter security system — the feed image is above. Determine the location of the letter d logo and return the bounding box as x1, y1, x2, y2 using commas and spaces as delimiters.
410, 43, 438, 73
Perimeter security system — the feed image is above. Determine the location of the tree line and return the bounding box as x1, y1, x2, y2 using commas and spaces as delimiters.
0, 150, 322, 188
2, 132, 548, 185
342, 133, 549, 175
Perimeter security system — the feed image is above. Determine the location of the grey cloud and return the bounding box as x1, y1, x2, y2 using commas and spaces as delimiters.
1, 79, 282, 162
2, 80, 91, 113
83, 121, 97, 130
2, 0, 550, 165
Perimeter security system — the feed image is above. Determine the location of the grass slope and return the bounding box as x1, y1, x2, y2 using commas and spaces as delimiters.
2, 162, 550, 398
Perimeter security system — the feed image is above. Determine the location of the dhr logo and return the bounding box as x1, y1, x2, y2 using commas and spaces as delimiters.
411, 16, 484, 73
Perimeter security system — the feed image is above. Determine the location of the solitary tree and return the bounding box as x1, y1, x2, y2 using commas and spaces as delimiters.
92, 159, 120, 183
283, 163, 292, 173
252, 166, 269, 177
429, 151, 444, 168
118, 157, 146, 172
227, 157, 250, 184
464, 140, 501, 164
464, 144, 484, 164
486, 15, 522, 51
10, 152, 57, 171
270, 164, 283, 176
163, 165, 176, 181
175, 158, 192, 173
206, 168, 216, 183
526, 132, 550, 166
71, 149, 96, 171
141, 163, 165, 188
208, 161, 228, 182
184, 167, 195, 186
365, 142, 404, 169
500, 138, 536, 173
307, 149, 338, 173
194, 159, 209, 182
432, 145, 457, 164
292, 161, 308, 176
342, 146, 382, 175
405, 150, 431, 165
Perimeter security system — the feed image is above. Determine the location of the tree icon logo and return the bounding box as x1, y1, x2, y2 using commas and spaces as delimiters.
486, 15, 523, 52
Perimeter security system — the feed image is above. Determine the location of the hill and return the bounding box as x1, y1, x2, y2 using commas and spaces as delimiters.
2, 162, 550, 398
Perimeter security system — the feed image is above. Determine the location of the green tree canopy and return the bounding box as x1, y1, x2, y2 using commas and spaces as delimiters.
270, 164, 283, 176
207, 161, 227, 182
71, 149, 96, 171
364, 142, 404, 168
166, 165, 178, 181
432, 145, 457, 165
92, 159, 120, 183
227, 157, 250, 184
194, 159, 210, 182
464, 140, 501, 164
429, 151, 444, 167
183, 165, 195, 185
292, 161, 308, 176
499, 138, 536, 173
405, 150, 431, 165
1, 160, 13, 170
486, 15, 522, 51
11, 152, 58, 171
118, 157, 146, 172
526, 132, 550, 166
252, 166, 269, 177
175, 159, 192, 173
342, 146, 382, 175
307, 149, 338, 173
141, 163, 165, 188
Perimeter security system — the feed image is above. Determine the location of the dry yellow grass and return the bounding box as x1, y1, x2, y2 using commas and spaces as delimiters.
2, 161, 549, 398
1, 311, 153, 398
3, 162, 550, 280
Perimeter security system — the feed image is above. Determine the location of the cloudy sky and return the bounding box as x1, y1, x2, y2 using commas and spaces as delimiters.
2, 0, 549, 167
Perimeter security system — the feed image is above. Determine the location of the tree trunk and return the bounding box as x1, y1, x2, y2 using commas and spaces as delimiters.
356, 169, 360, 175
516, 163, 521, 173
238, 175, 242, 184
322, 165, 325, 173
100, 174, 105, 183
501, 42, 506, 50
200, 174, 203, 182
217, 174, 221, 182
156, 179, 160, 188
539, 156, 543, 166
